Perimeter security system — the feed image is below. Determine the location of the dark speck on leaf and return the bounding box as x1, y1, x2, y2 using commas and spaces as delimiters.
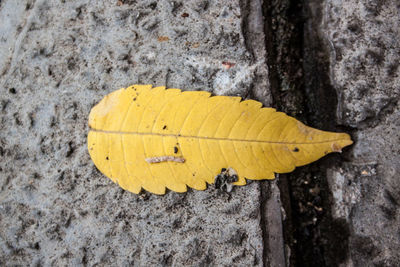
163, 125, 167, 130
215, 175, 222, 189
293, 147, 299, 152
214, 168, 238, 192
227, 174, 238, 183
133, 97, 136, 101
174, 146, 178, 153
106, 157, 109, 160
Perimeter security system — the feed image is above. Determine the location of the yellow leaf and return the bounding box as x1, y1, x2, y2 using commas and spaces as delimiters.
88, 85, 353, 195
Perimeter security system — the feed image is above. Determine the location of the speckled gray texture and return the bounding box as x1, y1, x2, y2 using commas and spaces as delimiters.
6, 0, 398, 265
323, 0, 399, 128
0, 0, 282, 266
322, 1, 400, 266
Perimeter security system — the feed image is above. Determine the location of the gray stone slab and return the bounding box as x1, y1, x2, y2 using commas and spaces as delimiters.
0, 0, 285, 266
321, 0, 400, 265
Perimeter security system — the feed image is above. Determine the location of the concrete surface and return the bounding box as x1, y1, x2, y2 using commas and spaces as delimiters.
1, 0, 399, 266
322, 0, 400, 266
262, 0, 399, 265
0, 0, 285, 266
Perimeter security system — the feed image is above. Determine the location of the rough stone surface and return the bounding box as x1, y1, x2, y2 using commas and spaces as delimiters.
262, 0, 400, 265
0, 0, 284, 266
322, 1, 400, 266
3, 0, 398, 266
323, 0, 399, 128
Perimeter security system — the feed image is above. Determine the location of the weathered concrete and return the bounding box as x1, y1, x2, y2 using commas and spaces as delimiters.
0, 0, 285, 266
3, 0, 397, 266
262, 0, 400, 265
321, 0, 400, 266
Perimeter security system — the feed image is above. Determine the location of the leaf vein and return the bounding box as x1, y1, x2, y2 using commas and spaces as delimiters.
89, 129, 347, 145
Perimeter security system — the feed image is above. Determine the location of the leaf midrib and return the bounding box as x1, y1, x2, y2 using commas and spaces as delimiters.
89, 128, 348, 145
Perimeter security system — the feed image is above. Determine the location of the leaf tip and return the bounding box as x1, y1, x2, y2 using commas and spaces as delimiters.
332, 133, 353, 152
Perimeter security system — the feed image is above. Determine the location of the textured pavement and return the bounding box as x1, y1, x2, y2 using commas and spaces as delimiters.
1, 0, 399, 266
0, 0, 283, 266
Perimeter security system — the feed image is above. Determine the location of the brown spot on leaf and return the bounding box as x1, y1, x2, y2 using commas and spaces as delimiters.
331, 143, 342, 152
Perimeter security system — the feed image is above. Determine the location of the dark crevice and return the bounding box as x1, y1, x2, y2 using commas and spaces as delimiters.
238, 0, 254, 60
262, 0, 307, 117
262, 0, 351, 266
259, 182, 271, 266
